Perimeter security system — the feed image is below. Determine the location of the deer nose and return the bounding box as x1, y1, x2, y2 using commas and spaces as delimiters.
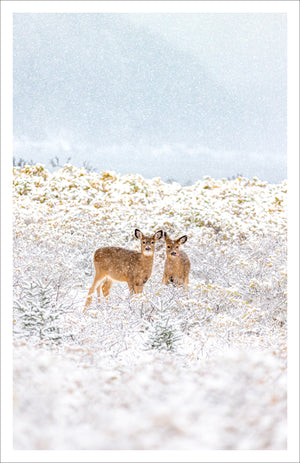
171, 251, 177, 256
145, 246, 151, 251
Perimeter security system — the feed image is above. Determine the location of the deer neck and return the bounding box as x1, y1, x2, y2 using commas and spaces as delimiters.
141, 252, 154, 268
168, 255, 180, 266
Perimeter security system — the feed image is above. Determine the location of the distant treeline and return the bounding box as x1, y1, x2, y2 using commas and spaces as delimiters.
13, 156, 242, 182
13, 156, 96, 172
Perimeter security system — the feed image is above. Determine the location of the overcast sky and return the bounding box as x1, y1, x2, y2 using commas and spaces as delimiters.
13, 11, 287, 184
128, 13, 286, 93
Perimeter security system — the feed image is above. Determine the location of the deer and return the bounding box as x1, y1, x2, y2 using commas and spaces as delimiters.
162, 232, 190, 290
83, 229, 163, 312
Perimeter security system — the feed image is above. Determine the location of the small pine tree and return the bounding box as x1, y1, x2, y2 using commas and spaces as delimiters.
14, 279, 64, 343
149, 321, 181, 352
145, 301, 182, 352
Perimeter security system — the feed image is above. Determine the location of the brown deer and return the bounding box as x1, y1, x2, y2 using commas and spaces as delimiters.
162, 232, 190, 290
84, 229, 163, 312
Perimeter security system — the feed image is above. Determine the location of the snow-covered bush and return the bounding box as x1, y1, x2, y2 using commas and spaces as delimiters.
13, 277, 76, 344
13, 164, 287, 450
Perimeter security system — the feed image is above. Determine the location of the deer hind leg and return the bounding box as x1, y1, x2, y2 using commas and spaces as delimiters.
96, 284, 101, 303
83, 274, 104, 313
102, 277, 113, 298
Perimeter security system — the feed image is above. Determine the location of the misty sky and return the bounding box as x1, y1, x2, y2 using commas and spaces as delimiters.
13, 13, 287, 184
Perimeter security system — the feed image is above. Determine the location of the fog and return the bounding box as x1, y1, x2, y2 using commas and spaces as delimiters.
13, 13, 287, 184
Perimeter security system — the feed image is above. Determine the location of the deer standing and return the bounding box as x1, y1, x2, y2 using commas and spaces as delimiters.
162, 232, 190, 290
84, 229, 163, 312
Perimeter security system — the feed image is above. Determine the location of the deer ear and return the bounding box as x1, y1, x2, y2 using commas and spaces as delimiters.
135, 229, 142, 239
155, 230, 163, 240
179, 235, 187, 245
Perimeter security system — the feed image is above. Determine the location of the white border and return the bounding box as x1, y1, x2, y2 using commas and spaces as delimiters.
1, 1, 299, 462
0, 0, 294, 14
286, 1, 300, 460
1, 0, 14, 460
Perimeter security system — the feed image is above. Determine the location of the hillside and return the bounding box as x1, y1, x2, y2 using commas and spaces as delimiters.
13, 14, 258, 151
13, 164, 287, 450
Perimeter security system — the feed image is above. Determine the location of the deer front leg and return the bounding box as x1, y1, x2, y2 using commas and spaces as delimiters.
128, 278, 144, 295
162, 274, 172, 286
127, 280, 135, 296
133, 284, 144, 294
183, 275, 189, 291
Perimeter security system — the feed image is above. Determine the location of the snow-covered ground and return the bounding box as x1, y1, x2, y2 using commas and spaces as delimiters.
13, 164, 287, 450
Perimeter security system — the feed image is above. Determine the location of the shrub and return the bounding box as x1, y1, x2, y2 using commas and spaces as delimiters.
14, 279, 67, 344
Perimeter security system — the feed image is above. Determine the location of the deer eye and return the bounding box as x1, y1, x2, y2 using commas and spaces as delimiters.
167, 246, 171, 249
176, 246, 179, 249
143, 241, 146, 244
151, 241, 154, 245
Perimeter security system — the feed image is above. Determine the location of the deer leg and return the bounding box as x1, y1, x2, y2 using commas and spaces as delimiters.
102, 277, 113, 298
96, 284, 101, 303
127, 279, 135, 296
163, 275, 171, 286
183, 276, 189, 291
133, 284, 144, 294
84, 276, 102, 313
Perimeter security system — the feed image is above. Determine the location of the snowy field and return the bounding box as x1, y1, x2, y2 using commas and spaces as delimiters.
13, 164, 287, 451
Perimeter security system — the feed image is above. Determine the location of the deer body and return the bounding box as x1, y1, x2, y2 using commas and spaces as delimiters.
93, 247, 154, 291
84, 229, 163, 311
162, 233, 190, 290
